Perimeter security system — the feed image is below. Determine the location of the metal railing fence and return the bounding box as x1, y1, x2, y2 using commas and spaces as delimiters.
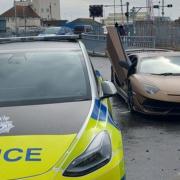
81, 33, 156, 56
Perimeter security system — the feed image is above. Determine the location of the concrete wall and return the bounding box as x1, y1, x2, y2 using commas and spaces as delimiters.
5, 17, 40, 32
134, 20, 180, 50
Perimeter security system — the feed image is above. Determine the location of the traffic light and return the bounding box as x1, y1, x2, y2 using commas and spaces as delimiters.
125, 12, 129, 18
167, 4, 173, 8
153, 5, 160, 9
89, 5, 103, 18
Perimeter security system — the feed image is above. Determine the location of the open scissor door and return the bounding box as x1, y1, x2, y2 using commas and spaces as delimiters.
107, 26, 129, 88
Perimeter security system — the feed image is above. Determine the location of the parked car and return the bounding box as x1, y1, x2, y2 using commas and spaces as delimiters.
0, 35, 125, 180
38, 26, 73, 36
74, 25, 93, 34
107, 26, 180, 115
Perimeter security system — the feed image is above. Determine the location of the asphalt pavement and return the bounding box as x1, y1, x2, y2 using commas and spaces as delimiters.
91, 56, 180, 180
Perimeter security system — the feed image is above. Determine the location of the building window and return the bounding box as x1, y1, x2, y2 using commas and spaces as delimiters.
46, 8, 49, 12
41, 8, 44, 13
54, 3, 56, 6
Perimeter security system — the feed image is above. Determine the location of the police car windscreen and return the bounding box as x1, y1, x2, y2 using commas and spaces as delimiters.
0, 50, 91, 107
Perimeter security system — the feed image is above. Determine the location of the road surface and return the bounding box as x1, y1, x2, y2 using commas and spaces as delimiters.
91, 56, 180, 180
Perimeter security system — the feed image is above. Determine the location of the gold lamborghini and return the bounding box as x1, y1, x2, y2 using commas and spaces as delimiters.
107, 26, 180, 115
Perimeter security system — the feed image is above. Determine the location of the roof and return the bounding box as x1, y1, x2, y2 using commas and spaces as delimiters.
0, 41, 81, 53
67, 18, 102, 26
0, 5, 40, 18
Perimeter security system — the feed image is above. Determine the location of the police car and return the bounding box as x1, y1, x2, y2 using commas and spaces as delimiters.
0, 36, 125, 180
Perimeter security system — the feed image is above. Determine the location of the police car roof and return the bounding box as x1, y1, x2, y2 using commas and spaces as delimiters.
0, 41, 81, 53
0, 35, 81, 52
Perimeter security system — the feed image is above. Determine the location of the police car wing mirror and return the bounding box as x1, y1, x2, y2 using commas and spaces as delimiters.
101, 81, 117, 100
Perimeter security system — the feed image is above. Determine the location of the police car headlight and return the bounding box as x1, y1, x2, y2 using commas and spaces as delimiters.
63, 131, 112, 177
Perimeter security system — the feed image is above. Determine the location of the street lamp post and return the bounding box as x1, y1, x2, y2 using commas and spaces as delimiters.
114, 0, 116, 25
162, 0, 165, 17
14, 0, 18, 35
120, 0, 124, 24
126, 2, 129, 25
23, 5, 27, 36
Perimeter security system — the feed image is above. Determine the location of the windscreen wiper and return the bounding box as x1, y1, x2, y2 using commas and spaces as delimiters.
159, 73, 174, 76
153, 73, 180, 76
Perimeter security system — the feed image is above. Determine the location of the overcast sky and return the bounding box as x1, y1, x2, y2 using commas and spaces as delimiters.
0, 0, 179, 20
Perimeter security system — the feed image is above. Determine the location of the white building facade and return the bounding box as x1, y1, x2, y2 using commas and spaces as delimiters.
0, 3, 41, 33
101, 12, 148, 26
6, 16, 41, 32
32, 0, 60, 20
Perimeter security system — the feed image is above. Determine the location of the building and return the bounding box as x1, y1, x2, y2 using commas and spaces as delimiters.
0, 17, 6, 32
12, 0, 61, 21
15, 0, 32, 6
101, 12, 148, 26
0, 4, 40, 33
31, 0, 60, 20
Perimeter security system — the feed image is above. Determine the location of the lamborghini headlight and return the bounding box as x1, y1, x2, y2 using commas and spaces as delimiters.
144, 84, 160, 95
63, 131, 112, 177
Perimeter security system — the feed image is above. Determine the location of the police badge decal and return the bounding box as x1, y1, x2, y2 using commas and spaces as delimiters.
0, 115, 14, 134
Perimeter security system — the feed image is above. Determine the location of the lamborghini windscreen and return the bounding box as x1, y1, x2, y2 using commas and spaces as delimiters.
139, 56, 180, 75
0, 50, 91, 107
